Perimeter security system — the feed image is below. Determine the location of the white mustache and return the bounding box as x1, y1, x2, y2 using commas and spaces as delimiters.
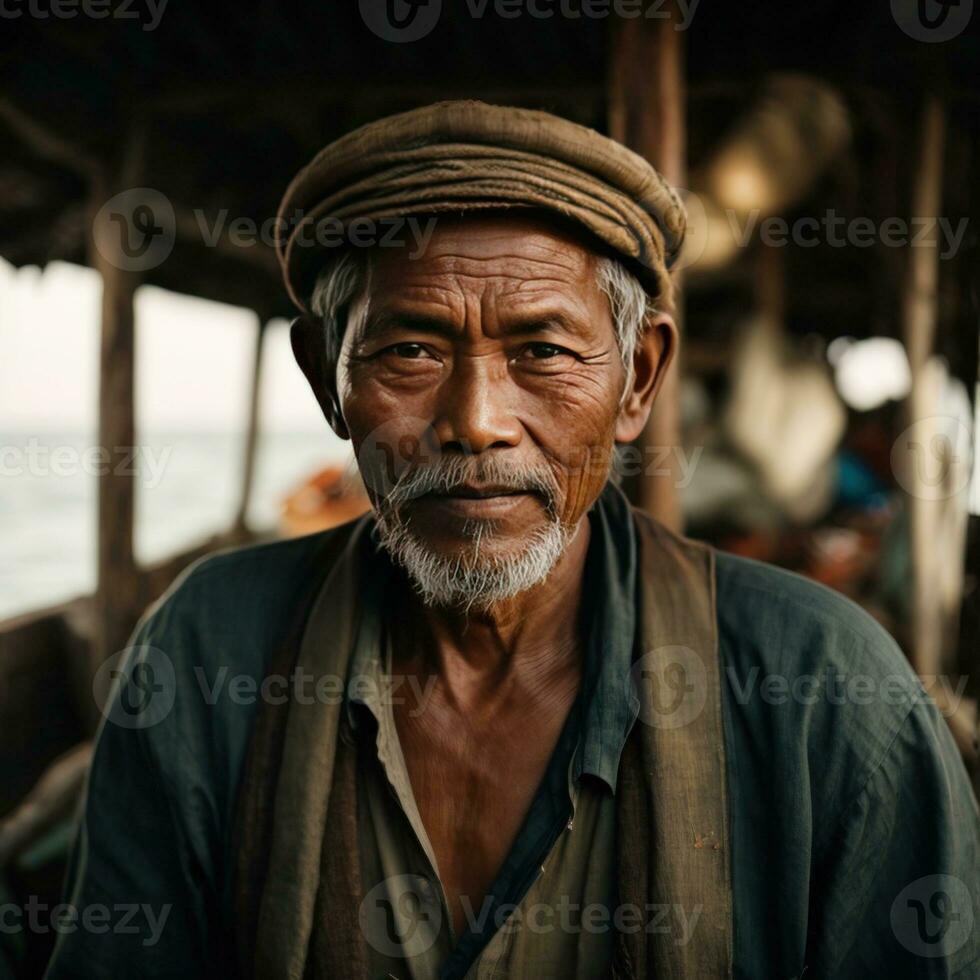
383, 457, 559, 514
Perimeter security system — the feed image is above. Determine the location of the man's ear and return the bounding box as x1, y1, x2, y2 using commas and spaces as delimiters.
289, 314, 350, 440
614, 312, 678, 443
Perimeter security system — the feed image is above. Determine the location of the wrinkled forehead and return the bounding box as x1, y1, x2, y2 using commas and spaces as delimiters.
359, 211, 607, 310
381, 210, 595, 268
341, 219, 617, 349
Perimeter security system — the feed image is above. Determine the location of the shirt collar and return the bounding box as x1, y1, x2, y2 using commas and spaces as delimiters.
345, 480, 641, 792
574, 479, 641, 792
345, 541, 395, 732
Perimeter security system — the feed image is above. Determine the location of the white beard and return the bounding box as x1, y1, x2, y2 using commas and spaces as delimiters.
374, 511, 574, 612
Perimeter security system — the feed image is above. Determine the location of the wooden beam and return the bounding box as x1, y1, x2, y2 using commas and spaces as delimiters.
608, 6, 686, 530
0, 97, 99, 179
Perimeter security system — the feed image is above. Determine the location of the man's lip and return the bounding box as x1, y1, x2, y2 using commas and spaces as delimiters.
414, 490, 537, 517
427, 486, 532, 500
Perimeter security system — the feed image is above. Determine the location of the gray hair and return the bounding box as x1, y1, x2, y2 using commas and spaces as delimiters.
309, 250, 657, 394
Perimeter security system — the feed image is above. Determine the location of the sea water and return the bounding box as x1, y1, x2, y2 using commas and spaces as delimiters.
0, 429, 345, 620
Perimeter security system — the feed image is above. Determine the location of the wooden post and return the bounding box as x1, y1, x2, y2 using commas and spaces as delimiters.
902, 97, 945, 678
87, 121, 160, 677
88, 162, 143, 671
608, 5, 686, 530
899, 99, 979, 778
235, 318, 267, 534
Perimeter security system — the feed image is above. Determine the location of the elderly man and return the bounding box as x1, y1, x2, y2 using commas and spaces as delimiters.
48, 102, 977, 980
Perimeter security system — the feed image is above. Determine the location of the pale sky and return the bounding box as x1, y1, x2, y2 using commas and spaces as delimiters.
0, 257, 329, 434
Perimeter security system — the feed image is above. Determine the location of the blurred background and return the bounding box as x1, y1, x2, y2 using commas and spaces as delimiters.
1, 1, 979, 974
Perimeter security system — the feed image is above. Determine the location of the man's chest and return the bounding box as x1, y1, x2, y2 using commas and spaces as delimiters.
392, 691, 576, 934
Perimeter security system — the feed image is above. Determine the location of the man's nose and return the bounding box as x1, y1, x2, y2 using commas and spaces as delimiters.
430, 356, 522, 453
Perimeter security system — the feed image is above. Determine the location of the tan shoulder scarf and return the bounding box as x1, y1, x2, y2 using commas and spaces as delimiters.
233, 506, 732, 979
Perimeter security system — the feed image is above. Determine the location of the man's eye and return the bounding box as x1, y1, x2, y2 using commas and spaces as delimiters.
384, 342, 427, 359
522, 342, 571, 360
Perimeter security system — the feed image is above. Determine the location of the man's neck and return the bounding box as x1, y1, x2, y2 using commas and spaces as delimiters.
390, 518, 592, 707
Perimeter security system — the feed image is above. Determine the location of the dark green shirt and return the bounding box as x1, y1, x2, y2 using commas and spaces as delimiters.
344, 486, 640, 977
46, 489, 980, 979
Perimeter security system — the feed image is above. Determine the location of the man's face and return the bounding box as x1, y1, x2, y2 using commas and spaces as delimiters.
328, 214, 650, 604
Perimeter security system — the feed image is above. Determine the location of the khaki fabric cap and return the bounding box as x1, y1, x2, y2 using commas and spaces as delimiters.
277, 100, 687, 312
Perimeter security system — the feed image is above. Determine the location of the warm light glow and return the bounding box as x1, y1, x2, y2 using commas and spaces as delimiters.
676, 196, 740, 273
832, 337, 911, 411
708, 146, 779, 215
